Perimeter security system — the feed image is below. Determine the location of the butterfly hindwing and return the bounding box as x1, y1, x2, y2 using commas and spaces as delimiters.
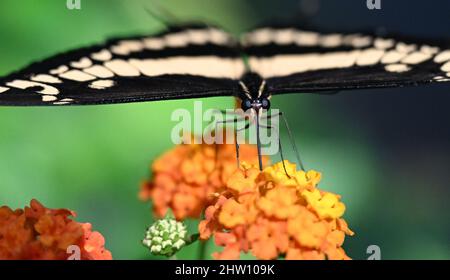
0, 25, 242, 106
241, 26, 450, 94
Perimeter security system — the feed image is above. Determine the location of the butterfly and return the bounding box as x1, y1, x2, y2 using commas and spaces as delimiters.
1, 23, 449, 171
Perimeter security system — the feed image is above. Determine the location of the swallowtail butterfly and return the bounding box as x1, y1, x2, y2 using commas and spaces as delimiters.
1, 23, 449, 171
1, 24, 449, 106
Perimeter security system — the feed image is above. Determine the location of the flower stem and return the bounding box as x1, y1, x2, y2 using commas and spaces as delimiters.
197, 240, 208, 260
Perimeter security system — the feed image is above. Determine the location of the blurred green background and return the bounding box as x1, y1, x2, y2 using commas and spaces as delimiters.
0, 0, 449, 260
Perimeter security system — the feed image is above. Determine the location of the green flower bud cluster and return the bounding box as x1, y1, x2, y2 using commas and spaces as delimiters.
142, 217, 188, 257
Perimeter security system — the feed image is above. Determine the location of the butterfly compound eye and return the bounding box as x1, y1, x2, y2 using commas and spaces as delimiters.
241, 99, 252, 111
261, 98, 270, 110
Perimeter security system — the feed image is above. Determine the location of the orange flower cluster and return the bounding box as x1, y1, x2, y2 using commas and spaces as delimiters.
140, 134, 268, 220
199, 161, 354, 260
0, 199, 112, 260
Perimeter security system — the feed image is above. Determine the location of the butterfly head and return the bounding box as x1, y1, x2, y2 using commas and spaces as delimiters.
239, 72, 270, 113
240, 96, 270, 112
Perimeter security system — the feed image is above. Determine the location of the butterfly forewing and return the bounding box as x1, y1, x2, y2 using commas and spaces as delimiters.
0, 25, 242, 106
241, 26, 450, 94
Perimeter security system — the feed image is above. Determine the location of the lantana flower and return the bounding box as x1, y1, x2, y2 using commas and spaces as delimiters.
198, 161, 354, 260
140, 132, 268, 220
0, 199, 112, 260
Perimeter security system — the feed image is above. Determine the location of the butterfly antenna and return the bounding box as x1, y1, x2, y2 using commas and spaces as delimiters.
214, 111, 248, 168
144, 0, 180, 27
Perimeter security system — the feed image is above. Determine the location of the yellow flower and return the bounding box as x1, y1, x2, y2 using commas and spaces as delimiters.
302, 189, 346, 219
262, 161, 322, 191
199, 160, 354, 260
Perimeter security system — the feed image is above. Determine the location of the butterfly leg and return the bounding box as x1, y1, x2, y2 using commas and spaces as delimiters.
214, 116, 247, 136
213, 109, 247, 124
214, 117, 249, 168
262, 111, 306, 171
255, 113, 264, 171
217, 109, 248, 121
234, 122, 251, 168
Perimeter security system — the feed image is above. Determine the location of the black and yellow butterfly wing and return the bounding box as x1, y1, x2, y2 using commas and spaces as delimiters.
0, 25, 242, 106
1, 24, 449, 106
242, 26, 450, 94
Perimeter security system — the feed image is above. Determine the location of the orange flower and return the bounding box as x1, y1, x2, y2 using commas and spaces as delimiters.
287, 207, 330, 249
285, 247, 325, 260
257, 186, 299, 219
81, 223, 112, 260
198, 161, 354, 260
140, 132, 268, 220
0, 199, 112, 260
247, 218, 289, 260
218, 199, 247, 228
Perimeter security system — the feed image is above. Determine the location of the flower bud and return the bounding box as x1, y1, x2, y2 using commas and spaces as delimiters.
142, 217, 189, 257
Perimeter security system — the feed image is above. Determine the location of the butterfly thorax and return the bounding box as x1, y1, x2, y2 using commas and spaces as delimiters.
238, 72, 270, 112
